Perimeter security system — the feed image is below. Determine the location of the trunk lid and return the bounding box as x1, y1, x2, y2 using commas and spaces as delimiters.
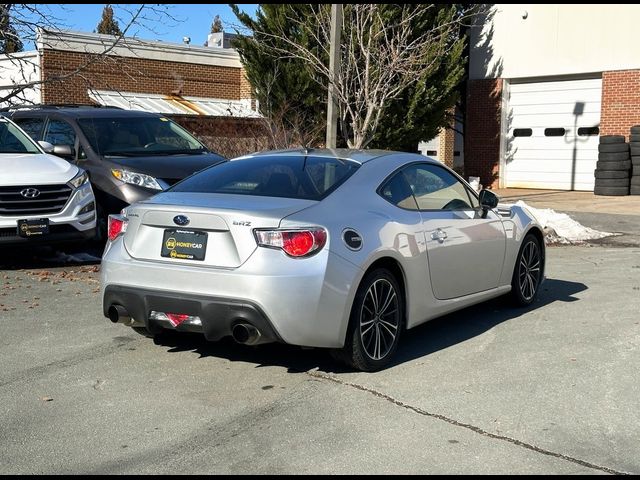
122, 192, 316, 268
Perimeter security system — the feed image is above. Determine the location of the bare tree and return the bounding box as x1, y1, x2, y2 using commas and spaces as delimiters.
252, 4, 474, 149
0, 4, 177, 106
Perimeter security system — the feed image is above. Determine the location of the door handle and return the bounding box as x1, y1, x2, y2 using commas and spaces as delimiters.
431, 228, 448, 243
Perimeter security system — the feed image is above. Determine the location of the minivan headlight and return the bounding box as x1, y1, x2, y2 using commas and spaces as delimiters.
111, 169, 163, 191
67, 170, 89, 189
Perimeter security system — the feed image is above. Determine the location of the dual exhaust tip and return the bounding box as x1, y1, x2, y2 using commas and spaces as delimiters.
108, 304, 266, 345
108, 304, 135, 326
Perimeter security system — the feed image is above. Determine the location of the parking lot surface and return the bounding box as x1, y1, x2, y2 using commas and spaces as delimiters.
1, 245, 639, 474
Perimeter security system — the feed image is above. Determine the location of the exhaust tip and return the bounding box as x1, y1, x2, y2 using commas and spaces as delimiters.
232, 323, 261, 345
108, 305, 131, 324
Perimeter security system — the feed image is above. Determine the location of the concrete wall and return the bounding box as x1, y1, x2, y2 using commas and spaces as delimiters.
470, 4, 640, 80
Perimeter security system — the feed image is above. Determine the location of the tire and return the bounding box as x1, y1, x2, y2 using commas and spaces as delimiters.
596, 160, 631, 171
631, 186, 640, 195
594, 186, 629, 196
630, 125, 640, 135
594, 169, 629, 179
629, 135, 640, 143
599, 135, 625, 144
511, 234, 543, 307
594, 178, 630, 188
633, 166, 640, 176
91, 202, 108, 246
332, 269, 403, 372
598, 152, 629, 162
631, 177, 640, 186
598, 143, 628, 153
631, 145, 640, 156
633, 158, 640, 167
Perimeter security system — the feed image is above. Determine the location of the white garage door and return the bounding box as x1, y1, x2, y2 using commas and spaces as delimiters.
505, 78, 602, 191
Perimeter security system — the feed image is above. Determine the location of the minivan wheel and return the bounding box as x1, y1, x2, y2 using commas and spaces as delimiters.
332, 269, 403, 372
511, 234, 542, 306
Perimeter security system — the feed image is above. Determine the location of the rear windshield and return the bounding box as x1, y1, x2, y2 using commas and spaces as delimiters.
170, 155, 360, 200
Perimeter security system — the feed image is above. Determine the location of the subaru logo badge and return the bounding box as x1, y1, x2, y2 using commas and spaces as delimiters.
173, 215, 190, 226
20, 188, 41, 198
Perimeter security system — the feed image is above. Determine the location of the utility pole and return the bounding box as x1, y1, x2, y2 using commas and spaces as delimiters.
325, 4, 342, 149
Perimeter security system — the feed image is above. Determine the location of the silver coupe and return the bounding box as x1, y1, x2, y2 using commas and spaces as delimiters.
101, 149, 545, 371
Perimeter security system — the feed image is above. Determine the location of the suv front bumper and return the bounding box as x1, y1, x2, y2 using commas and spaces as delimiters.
0, 183, 96, 245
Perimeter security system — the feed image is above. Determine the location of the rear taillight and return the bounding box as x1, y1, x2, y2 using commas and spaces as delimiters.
254, 228, 327, 257
107, 214, 128, 242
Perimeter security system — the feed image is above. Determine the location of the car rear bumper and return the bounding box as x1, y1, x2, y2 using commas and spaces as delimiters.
103, 285, 283, 342
101, 239, 361, 348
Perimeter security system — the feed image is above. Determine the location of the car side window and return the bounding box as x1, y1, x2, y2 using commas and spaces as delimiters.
402, 163, 478, 211
14, 117, 45, 140
379, 171, 419, 210
44, 119, 76, 147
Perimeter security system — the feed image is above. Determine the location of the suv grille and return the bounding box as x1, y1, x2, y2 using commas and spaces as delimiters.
0, 184, 72, 216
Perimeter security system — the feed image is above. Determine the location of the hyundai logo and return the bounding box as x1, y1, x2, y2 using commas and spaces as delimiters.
20, 188, 41, 199
173, 215, 190, 226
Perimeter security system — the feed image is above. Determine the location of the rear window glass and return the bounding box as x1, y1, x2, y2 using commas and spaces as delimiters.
170, 155, 360, 200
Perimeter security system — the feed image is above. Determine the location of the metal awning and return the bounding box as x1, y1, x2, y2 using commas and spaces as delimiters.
88, 89, 260, 118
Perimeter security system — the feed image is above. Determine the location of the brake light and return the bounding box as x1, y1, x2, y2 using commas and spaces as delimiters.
107, 214, 128, 242
254, 228, 327, 257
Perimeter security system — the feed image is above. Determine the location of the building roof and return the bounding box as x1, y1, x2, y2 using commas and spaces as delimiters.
88, 90, 260, 118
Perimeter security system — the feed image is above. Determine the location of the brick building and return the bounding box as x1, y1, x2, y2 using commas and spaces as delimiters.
466, 4, 640, 191
0, 30, 266, 157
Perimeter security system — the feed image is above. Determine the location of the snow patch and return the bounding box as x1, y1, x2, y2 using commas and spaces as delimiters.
505, 200, 616, 244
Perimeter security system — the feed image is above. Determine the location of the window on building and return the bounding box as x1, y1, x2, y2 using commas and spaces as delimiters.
513, 128, 532, 137
544, 128, 566, 137
578, 127, 600, 136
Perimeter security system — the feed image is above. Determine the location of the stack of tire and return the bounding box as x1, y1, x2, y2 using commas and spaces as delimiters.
629, 126, 640, 195
595, 135, 630, 196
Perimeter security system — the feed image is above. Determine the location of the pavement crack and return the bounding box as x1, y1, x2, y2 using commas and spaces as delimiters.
306, 370, 629, 476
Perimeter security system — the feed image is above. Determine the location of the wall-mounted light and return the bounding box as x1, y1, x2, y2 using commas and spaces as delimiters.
522, 10, 528, 19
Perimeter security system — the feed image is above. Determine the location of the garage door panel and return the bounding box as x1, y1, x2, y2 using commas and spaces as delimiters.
507, 159, 601, 174
506, 149, 600, 162
510, 104, 601, 117
505, 78, 602, 191
510, 78, 603, 93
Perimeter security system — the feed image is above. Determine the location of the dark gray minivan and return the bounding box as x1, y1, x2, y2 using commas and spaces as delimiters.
5, 105, 226, 239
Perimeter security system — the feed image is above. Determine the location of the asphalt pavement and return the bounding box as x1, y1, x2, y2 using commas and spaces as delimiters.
1, 245, 639, 474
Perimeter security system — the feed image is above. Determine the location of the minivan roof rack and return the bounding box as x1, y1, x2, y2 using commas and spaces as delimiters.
0, 104, 123, 112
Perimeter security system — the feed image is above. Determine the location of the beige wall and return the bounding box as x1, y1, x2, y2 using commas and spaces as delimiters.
470, 4, 640, 80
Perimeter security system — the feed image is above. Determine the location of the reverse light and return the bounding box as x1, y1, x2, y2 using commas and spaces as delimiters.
111, 169, 163, 191
254, 228, 327, 257
149, 311, 201, 328
107, 214, 128, 242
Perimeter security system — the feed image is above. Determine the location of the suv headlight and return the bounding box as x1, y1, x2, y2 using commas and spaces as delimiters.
67, 170, 89, 189
111, 169, 163, 191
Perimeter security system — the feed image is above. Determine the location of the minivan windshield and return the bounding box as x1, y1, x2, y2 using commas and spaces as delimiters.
170, 155, 360, 201
0, 120, 41, 154
78, 116, 208, 157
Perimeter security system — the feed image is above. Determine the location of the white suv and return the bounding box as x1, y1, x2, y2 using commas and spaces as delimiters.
0, 117, 96, 245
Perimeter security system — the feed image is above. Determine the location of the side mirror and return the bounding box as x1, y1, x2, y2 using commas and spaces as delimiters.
479, 189, 499, 218
52, 144, 74, 159
38, 141, 55, 154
